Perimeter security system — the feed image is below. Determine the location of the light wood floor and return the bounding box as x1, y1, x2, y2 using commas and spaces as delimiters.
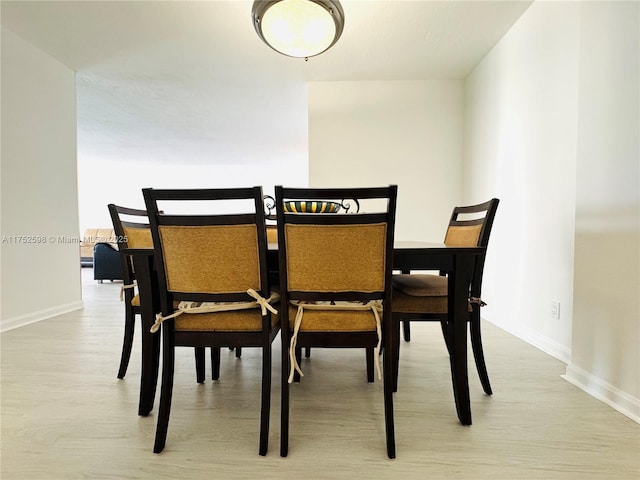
2, 268, 639, 479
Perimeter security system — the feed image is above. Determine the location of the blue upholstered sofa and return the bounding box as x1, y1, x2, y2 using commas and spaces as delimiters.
93, 242, 123, 282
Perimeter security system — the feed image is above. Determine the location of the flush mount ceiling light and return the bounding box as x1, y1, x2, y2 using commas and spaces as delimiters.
252, 0, 345, 59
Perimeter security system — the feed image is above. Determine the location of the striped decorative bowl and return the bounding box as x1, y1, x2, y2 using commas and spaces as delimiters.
283, 201, 341, 213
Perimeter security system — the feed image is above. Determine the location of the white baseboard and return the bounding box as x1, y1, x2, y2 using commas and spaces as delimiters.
0, 301, 84, 333
487, 319, 639, 423
563, 363, 640, 424
487, 318, 572, 364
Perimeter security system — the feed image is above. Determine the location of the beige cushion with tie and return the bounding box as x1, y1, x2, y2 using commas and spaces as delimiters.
393, 274, 447, 296
392, 274, 472, 313
286, 305, 378, 332
175, 308, 279, 332
131, 294, 141, 307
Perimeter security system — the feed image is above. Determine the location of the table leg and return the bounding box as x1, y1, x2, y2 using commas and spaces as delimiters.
132, 254, 160, 416
448, 253, 474, 425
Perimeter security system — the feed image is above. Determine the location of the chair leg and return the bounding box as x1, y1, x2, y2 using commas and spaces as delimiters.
366, 347, 374, 383
305, 347, 311, 358
441, 320, 452, 355
383, 324, 396, 459
154, 330, 175, 454
402, 320, 411, 342
293, 347, 302, 383
195, 347, 205, 384
470, 317, 493, 395
211, 347, 221, 381
117, 308, 136, 379
259, 344, 272, 456
228, 346, 242, 358
280, 336, 290, 457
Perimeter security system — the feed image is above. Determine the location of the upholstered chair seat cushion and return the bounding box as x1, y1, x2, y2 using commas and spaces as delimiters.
392, 274, 447, 296
392, 276, 473, 314
131, 294, 141, 307
393, 274, 448, 314
129, 295, 180, 309
175, 308, 279, 332
287, 305, 378, 332
391, 289, 448, 314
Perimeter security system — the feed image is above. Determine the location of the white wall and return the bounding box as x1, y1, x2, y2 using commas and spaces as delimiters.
567, 0, 639, 421
309, 81, 465, 243
464, 0, 639, 421
77, 80, 310, 233
1, 26, 82, 331
77, 158, 308, 232
464, 0, 580, 361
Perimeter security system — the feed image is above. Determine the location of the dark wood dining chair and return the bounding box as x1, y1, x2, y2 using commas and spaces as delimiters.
108, 204, 157, 379
391, 198, 499, 394
109, 204, 225, 383
143, 186, 280, 455
275, 185, 398, 459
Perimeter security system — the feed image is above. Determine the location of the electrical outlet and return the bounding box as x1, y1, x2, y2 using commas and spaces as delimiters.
551, 301, 561, 320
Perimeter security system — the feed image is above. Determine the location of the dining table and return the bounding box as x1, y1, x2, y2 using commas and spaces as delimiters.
121, 240, 483, 426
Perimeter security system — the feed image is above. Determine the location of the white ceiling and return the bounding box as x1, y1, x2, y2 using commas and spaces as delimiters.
1, 0, 532, 166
